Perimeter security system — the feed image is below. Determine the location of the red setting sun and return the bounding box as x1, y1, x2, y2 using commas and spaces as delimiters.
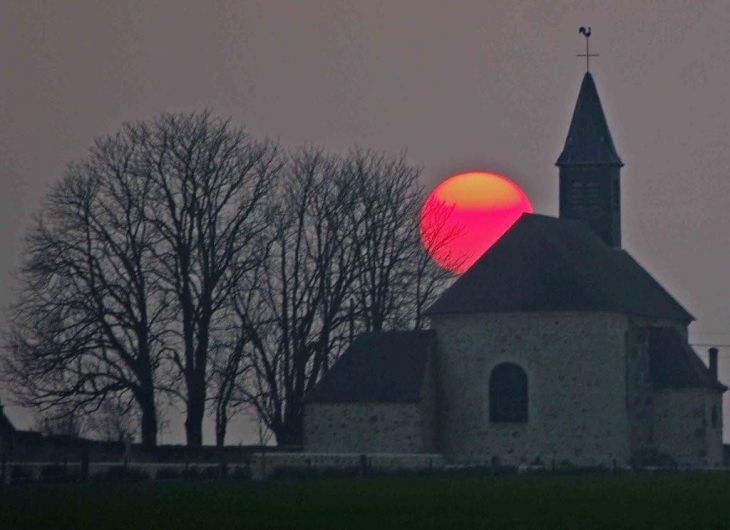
420, 171, 533, 274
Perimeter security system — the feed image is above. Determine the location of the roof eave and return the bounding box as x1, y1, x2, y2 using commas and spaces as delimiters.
306, 399, 423, 405
653, 383, 727, 393
555, 160, 624, 168
425, 308, 693, 322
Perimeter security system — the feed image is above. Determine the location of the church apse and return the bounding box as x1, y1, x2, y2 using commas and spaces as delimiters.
430, 311, 632, 467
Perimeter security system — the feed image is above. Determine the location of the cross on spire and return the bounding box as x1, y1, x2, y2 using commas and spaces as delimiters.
577, 27, 599, 72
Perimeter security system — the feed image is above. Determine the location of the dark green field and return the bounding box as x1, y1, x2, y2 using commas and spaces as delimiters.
1, 473, 729, 529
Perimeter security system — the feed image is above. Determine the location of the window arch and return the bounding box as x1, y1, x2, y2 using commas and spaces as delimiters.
489, 363, 528, 423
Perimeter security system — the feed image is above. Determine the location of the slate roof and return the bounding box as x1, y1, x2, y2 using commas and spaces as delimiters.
647, 327, 727, 392
426, 213, 693, 322
556, 72, 623, 167
0, 405, 16, 435
304, 330, 435, 404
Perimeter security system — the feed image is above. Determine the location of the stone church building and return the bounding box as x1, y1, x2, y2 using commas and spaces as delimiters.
302, 72, 726, 468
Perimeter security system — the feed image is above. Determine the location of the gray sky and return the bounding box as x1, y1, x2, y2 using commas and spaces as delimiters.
2, 0, 730, 444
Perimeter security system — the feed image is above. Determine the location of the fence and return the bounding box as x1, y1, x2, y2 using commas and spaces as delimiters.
0, 457, 251, 486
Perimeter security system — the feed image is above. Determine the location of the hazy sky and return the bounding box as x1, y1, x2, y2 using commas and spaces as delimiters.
3, 0, 730, 444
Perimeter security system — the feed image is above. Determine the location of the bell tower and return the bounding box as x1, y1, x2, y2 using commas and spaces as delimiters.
556, 72, 623, 248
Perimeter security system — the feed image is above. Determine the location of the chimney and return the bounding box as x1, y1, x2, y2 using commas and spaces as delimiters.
709, 347, 719, 379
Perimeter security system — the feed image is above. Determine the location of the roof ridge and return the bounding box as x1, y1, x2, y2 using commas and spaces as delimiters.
425, 215, 692, 321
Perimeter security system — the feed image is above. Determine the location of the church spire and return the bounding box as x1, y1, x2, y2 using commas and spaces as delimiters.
556, 72, 623, 248
557, 73, 622, 167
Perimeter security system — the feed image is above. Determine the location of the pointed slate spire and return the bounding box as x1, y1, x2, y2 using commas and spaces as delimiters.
556, 72, 623, 248
556, 72, 623, 167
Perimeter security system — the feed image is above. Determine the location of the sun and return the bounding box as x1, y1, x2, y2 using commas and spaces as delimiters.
420, 171, 533, 274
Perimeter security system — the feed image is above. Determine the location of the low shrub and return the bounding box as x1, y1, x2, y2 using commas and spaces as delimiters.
38, 464, 80, 483
180, 465, 221, 480
629, 447, 677, 470
154, 467, 183, 480
439, 465, 518, 477
9, 465, 32, 483
227, 465, 251, 480
99, 466, 150, 482
270, 465, 360, 480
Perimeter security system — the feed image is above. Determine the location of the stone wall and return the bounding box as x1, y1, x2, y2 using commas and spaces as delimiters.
303, 403, 428, 454
706, 392, 724, 466
651, 389, 724, 467
625, 324, 652, 449
420, 354, 439, 453
432, 312, 632, 467
623, 319, 724, 467
251, 452, 445, 480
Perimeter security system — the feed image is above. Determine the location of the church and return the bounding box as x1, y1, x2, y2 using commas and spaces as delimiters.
302, 72, 726, 468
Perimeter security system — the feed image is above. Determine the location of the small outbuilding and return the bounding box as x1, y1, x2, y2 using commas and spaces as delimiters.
304, 330, 438, 454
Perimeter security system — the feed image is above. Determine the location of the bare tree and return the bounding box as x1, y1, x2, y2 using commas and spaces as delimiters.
132, 112, 280, 448
4, 112, 455, 449
4, 112, 280, 449
35, 403, 88, 438
235, 149, 358, 446
410, 197, 465, 329
236, 149, 452, 446
4, 132, 169, 448
86, 394, 139, 443
345, 151, 444, 332
208, 321, 251, 447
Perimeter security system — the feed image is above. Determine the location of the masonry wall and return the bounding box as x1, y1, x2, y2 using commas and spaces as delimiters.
624, 324, 653, 449
623, 319, 725, 467
431, 312, 632, 467
303, 403, 428, 454
251, 453, 445, 480
420, 355, 439, 453
651, 389, 724, 467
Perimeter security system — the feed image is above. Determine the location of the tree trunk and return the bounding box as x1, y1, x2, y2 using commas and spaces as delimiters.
185, 373, 206, 448
137, 341, 158, 448
274, 426, 303, 447
215, 406, 227, 448
275, 411, 304, 447
185, 409, 204, 448
139, 396, 158, 449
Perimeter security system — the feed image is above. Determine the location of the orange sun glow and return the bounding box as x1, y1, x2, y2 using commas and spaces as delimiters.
420, 171, 533, 274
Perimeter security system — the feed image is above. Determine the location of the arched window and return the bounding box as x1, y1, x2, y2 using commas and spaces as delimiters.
489, 363, 528, 423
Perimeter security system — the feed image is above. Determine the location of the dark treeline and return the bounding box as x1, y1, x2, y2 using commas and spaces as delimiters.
2, 111, 456, 448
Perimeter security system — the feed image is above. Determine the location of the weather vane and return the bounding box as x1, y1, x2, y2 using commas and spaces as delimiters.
577, 27, 599, 72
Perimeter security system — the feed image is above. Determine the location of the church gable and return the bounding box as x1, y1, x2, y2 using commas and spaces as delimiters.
426, 213, 692, 322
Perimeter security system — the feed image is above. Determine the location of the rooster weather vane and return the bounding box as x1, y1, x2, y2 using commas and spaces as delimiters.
577, 26, 598, 72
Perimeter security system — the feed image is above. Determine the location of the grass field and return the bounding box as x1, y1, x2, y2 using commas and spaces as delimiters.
1, 473, 729, 529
